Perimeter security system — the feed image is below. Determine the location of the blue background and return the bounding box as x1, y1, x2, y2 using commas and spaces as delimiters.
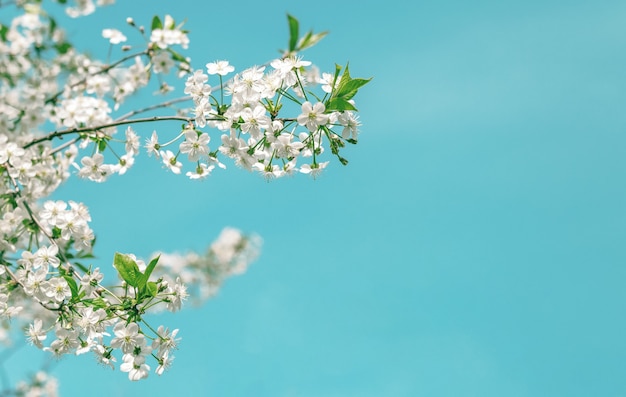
7, 0, 626, 395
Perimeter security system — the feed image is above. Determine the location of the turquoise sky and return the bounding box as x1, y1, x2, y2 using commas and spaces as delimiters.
7, 0, 626, 395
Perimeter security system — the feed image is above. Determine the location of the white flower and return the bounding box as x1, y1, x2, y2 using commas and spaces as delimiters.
155, 350, 174, 375
297, 101, 329, 131
149, 16, 189, 49
271, 133, 304, 158
23, 268, 50, 301
160, 150, 182, 174
46, 277, 71, 303
320, 72, 340, 93
80, 268, 103, 297
299, 161, 329, 178
115, 153, 135, 175
125, 126, 140, 155
152, 51, 174, 74
46, 327, 79, 357
75, 307, 107, 340
151, 326, 180, 355
102, 28, 127, 44
186, 163, 214, 180
145, 131, 161, 157
240, 105, 271, 139
179, 129, 210, 161
120, 353, 150, 381
337, 111, 360, 140
26, 319, 47, 348
166, 277, 188, 312
94, 344, 116, 369
39, 200, 67, 226
110, 322, 144, 354
33, 244, 60, 269
78, 153, 113, 182
206, 60, 234, 76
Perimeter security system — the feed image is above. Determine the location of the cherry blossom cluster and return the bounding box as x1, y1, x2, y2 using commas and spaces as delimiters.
140, 48, 369, 180
152, 227, 262, 303
13, 371, 59, 397
0, 0, 368, 393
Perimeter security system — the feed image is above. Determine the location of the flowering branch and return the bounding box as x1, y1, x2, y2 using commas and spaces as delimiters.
44, 49, 151, 106
115, 96, 192, 121
24, 116, 193, 148
0, 1, 370, 392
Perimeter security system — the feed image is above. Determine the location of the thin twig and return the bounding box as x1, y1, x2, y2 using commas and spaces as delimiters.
114, 96, 191, 122
44, 50, 150, 105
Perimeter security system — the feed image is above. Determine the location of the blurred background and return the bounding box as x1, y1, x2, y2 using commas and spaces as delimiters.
7, 0, 626, 395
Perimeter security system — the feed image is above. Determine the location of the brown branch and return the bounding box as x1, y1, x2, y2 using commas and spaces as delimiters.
23, 116, 193, 149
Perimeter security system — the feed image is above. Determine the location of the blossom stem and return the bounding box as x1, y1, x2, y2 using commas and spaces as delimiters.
294, 70, 309, 102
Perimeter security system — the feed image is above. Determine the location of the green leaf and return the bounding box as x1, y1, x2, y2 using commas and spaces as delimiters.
137, 255, 159, 291
73, 262, 90, 273
167, 49, 187, 63
328, 63, 372, 104
63, 275, 79, 300
0, 72, 14, 87
143, 255, 159, 281
113, 252, 141, 287
145, 281, 158, 298
85, 297, 108, 309
76, 251, 95, 259
326, 97, 357, 112
151, 15, 163, 31
54, 42, 72, 55
334, 63, 352, 96
336, 77, 372, 101
330, 63, 342, 92
287, 14, 299, 52
48, 17, 57, 37
297, 30, 328, 51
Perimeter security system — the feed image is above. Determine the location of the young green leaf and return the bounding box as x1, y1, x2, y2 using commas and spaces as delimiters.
297, 30, 328, 51
113, 252, 141, 287
334, 64, 352, 96
84, 297, 108, 309
287, 14, 299, 52
144, 281, 158, 298
97, 139, 107, 153
168, 49, 188, 63
54, 42, 72, 55
151, 15, 163, 31
48, 18, 57, 37
137, 255, 159, 291
327, 63, 372, 105
336, 77, 372, 101
326, 97, 358, 112
0, 25, 7, 43
63, 275, 79, 300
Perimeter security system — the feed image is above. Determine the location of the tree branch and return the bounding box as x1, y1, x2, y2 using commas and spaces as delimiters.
24, 116, 193, 148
